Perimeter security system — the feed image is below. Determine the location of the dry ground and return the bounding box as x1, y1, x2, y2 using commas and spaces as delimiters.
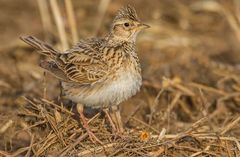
0, 0, 240, 156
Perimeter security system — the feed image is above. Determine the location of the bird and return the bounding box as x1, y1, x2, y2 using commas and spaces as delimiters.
20, 5, 149, 143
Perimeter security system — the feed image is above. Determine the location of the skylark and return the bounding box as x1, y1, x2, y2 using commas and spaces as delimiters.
21, 5, 149, 143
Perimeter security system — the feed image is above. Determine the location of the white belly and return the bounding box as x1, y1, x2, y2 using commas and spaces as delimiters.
63, 68, 142, 108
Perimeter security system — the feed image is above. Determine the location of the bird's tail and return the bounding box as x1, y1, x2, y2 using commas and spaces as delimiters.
20, 36, 59, 59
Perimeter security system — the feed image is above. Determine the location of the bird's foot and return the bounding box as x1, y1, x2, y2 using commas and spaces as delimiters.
111, 106, 124, 134
77, 104, 103, 144
83, 123, 103, 145
104, 109, 117, 133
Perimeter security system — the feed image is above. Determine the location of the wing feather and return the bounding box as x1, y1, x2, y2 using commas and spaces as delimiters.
56, 38, 109, 84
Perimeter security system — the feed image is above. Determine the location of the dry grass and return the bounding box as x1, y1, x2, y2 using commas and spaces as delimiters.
0, 0, 240, 156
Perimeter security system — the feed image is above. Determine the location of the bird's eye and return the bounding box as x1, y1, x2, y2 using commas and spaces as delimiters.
124, 23, 130, 27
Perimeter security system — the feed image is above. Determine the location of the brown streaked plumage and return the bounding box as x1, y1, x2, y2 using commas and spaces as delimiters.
20, 5, 149, 137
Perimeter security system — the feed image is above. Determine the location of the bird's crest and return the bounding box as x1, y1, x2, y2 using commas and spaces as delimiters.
114, 5, 139, 22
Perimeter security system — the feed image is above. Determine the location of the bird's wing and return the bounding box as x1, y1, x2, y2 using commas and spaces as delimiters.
56, 38, 109, 84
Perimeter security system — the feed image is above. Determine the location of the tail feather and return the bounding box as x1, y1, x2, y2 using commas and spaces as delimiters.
20, 36, 59, 59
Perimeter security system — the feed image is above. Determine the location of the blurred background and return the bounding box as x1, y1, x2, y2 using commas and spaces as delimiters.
0, 0, 240, 156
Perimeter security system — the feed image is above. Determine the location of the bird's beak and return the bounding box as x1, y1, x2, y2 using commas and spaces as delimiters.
137, 23, 150, 30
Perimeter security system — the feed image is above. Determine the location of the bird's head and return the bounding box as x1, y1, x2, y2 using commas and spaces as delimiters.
110, 5, 149, 43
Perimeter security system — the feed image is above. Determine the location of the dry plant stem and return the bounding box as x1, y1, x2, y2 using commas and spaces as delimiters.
21, 120, 46, 131
49, 0, 69, 50
108, 146, 125, 157
149, 88, 165, 125
43, 71, 47, 99
158, 128, 167, 141
59, 133, 88, 157
40, 98, 74, 115
173, 84, 195, 96
234, 0, 240, 22
225, 141, 232, 157
78, 143, 116, 156
221, 115, 240, 135
35, 132, 57, 156
189, 82, 226, 96
153, 134, 240, 149
190, 145, 213, 157
151, 147, 165, 157
44, 113, 67, 146
192, 0, 240, 41
12, 147, 31, 157
0, 151, 11, 156
94, 0, 111, 35
87, 112, 101, 124
124, 103, 141, 125
25, 132, 34, 157
198, 89, 216, 132
185, 117, 208, 134
217, 92, 240, 103
64, 0, 78, 43
162, 92, 181, 122
220, 4, 240, 43
8, 133, 37, 157
174, 145, 217, 156
151, 133, 240, 141
36, 137, 58, 156
0, 119, 13, 133
178, 100, 194, 120
37, 0, 53, 39
132, 117, 160, 134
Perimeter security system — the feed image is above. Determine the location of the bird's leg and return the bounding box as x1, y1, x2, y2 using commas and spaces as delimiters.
76, 103, 103, 144
110, 105, 124, 133
103, 109, 117, 132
